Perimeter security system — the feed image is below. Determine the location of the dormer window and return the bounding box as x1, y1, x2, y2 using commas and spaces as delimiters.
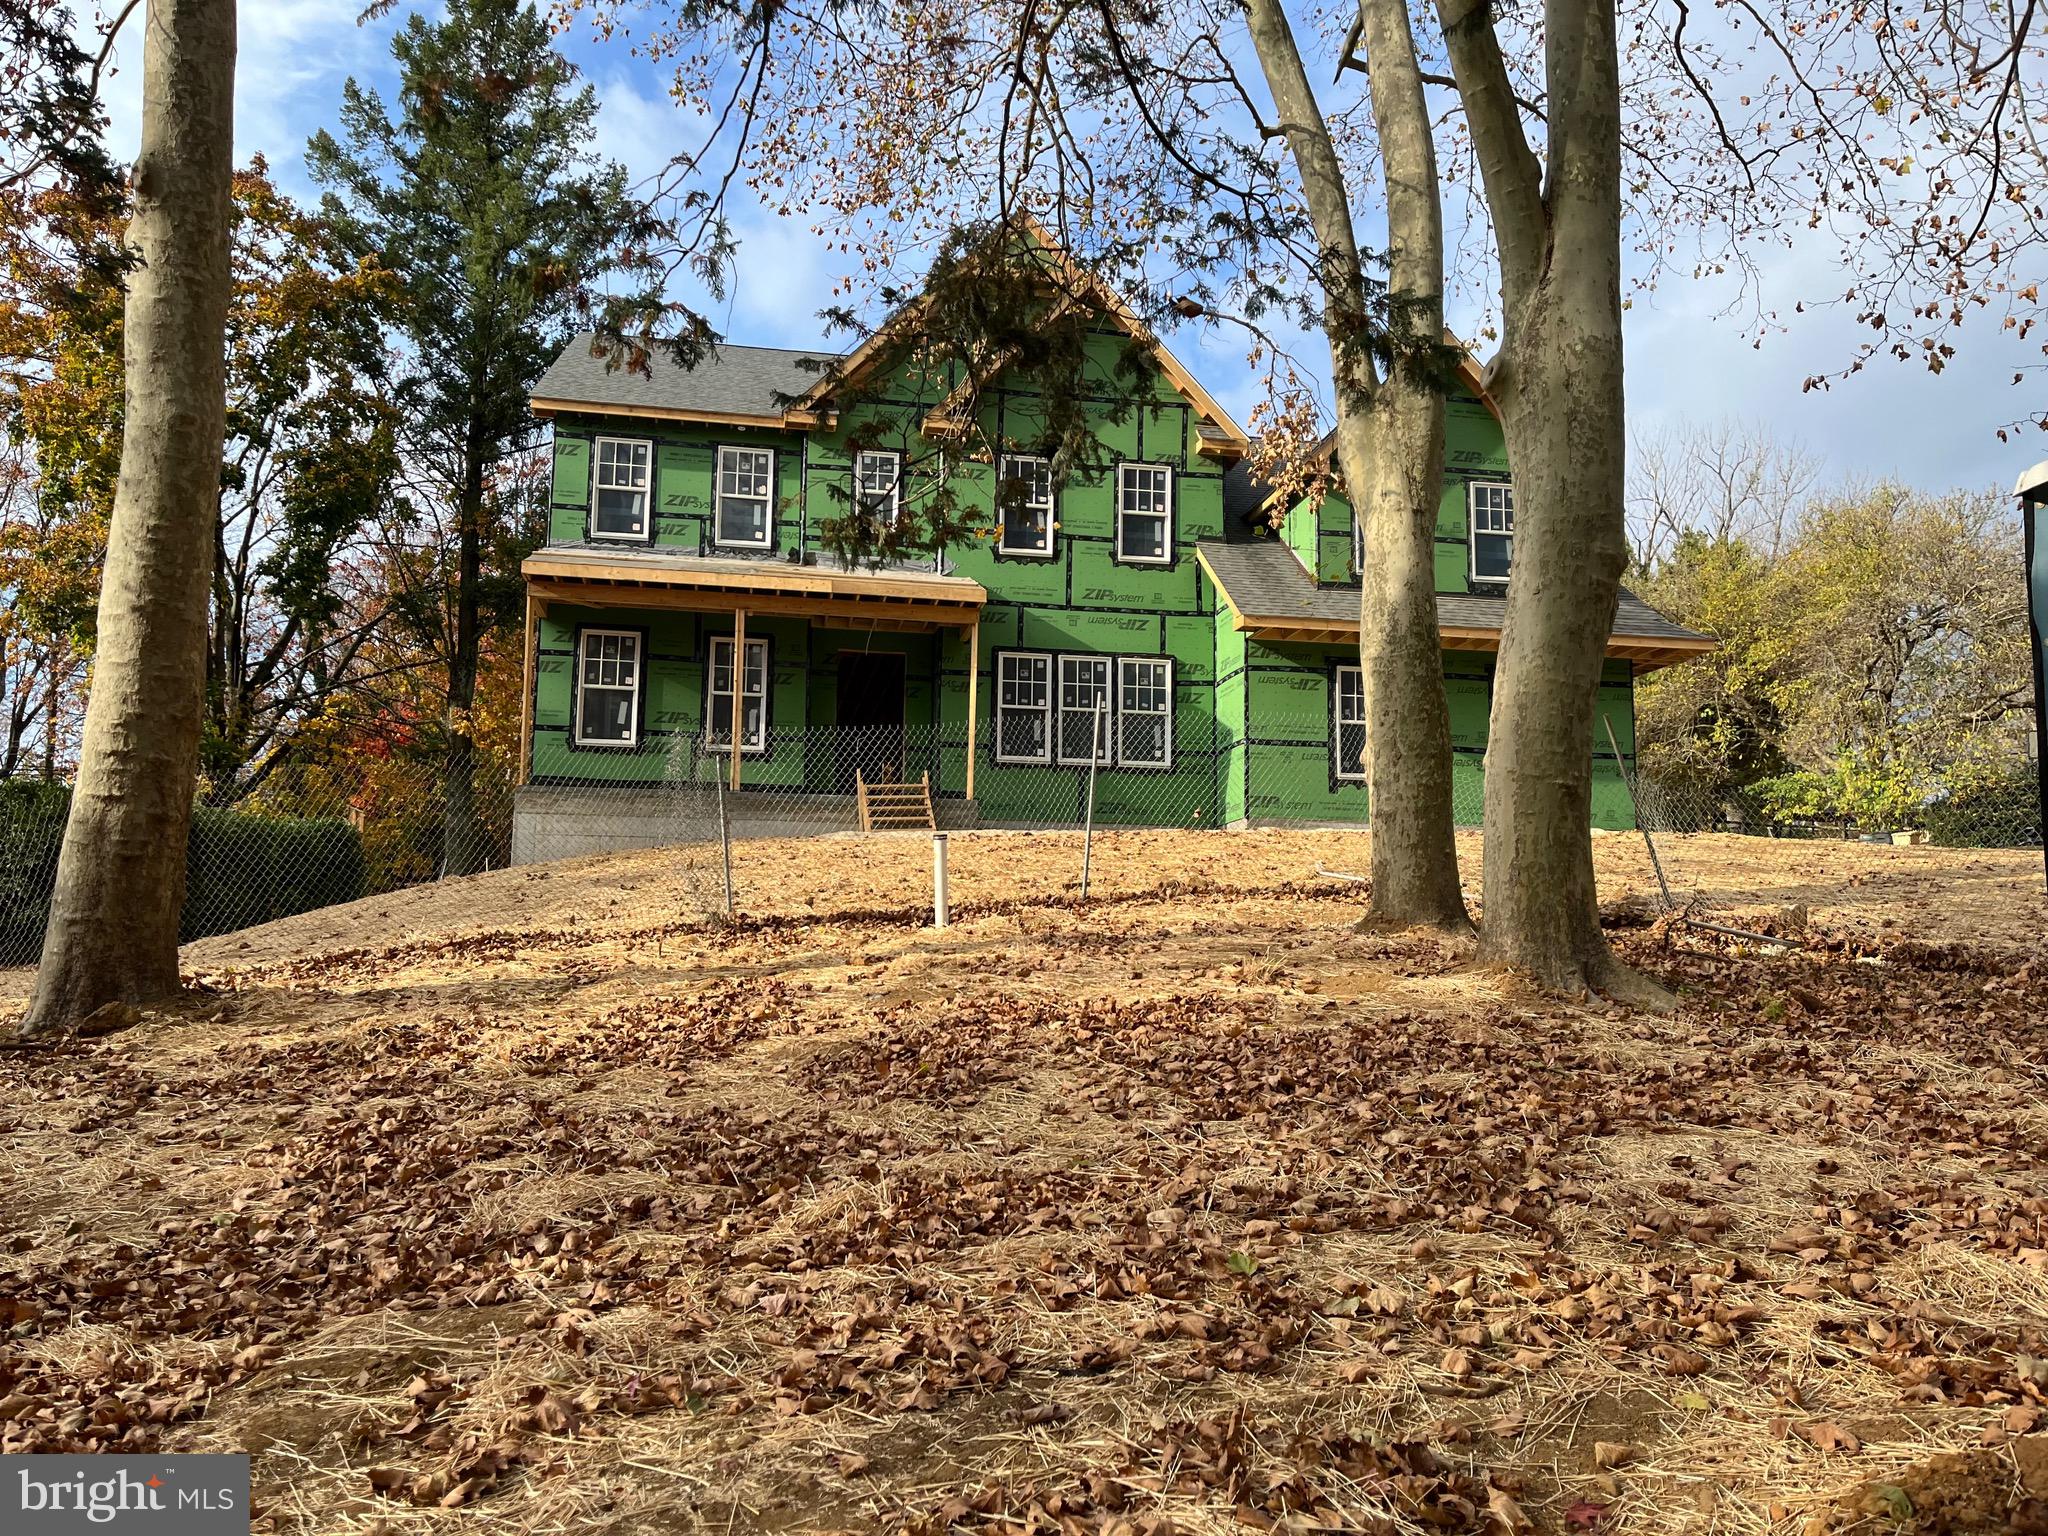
1469, 481, 1514, 584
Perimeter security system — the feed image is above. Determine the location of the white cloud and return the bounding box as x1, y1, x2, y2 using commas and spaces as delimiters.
85, 0, 394, 198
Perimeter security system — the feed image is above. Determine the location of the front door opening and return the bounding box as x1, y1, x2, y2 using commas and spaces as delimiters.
837, 651, 907, 791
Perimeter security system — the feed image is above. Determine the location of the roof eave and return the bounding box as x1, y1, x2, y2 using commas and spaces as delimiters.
530, 395, 789, 431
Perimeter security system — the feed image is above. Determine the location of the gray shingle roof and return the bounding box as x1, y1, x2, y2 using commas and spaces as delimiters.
534, 334, 838, 420
1196, 537, 1710, 645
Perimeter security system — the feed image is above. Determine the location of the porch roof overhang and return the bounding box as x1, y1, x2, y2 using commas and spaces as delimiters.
522, 547, 987, 633
1195, 541, 1718, 673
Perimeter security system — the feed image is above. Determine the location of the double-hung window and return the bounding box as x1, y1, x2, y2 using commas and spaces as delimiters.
1352, 512, 1365, 577
592, 438, 651, 541
995, 651, 1176, 769
855, 449, 903, 529
997, 454, 1054, 556
1057, 656, 1113, 765
715, 446, 774, 549
574, 629, 642, 747
706, 635, 768, 753
1334, 665, 1367, 782
995, 653, 1052, 764
1115, 463, 1172, 564
1117, 658, 1172, 769
1469, 481, 1514, 584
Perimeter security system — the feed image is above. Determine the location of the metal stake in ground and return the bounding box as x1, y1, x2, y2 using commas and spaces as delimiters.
1603, 713, 1674, 909
1080, 703, 1105, 900
714, 738, 734, 917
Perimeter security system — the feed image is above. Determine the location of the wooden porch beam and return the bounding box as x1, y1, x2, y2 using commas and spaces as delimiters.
964, 618, 980, 802
523, 579, 982, 633
731, 607, 746, 791
519, 591, 539, 786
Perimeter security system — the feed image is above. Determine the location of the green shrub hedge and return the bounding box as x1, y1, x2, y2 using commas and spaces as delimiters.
1924, 765, 2043, 848
0, 782, 367, 965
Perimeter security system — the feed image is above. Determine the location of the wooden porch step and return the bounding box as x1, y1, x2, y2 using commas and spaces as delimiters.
856, 770, 936, 833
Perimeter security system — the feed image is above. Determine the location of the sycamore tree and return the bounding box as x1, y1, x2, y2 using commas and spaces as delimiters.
309, 0, 679, 876
19, 0, 237, 1036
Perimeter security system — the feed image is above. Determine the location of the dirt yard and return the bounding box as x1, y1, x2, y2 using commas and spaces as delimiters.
2, 829, 2045, 1535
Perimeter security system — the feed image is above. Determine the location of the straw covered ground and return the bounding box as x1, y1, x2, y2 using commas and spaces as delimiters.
1, 828, 2045, 1535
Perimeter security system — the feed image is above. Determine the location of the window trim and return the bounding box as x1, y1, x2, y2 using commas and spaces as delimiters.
705, 633, 771, 755
854, 448, 904, 530
1467, 479, 1514, 587
992, 650, 1054, 766
1113, 462, 1174, 566
571, 624, 648, 750
713, 443, 776, 551
589, 436, 655, 544
1115, 655, 1175, 770
1333, 663, 1367, 783
995, 453, 1057, 558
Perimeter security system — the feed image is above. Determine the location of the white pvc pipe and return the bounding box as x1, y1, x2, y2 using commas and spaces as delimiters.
932, 831, 949, 929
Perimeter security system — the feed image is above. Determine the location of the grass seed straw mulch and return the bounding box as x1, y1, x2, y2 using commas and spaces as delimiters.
1, 829, 2045, 1534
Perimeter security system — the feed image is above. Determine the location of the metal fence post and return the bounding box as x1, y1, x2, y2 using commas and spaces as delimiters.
932, 831, 948, 928
1080, 702, 1105, 900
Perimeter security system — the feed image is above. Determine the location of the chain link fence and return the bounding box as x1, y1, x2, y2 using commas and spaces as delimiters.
1617, 755, 2043, 935
3, 724, 2039, 969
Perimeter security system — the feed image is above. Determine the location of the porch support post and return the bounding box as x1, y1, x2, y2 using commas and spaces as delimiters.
730, 606, 747, 791
963, 618, 979, 802
518, 591, 539, 787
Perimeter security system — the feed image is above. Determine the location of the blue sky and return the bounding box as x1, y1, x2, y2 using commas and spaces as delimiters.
91, 0, 2042, 498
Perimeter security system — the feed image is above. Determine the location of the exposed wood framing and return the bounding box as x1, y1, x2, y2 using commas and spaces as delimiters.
525, 579, 982, 634
731, 606, 746, 791
964, 619, 980, 802
519, 591, 539, 786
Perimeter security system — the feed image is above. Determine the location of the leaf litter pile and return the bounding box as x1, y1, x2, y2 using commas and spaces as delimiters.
1, 828, 2045, 1535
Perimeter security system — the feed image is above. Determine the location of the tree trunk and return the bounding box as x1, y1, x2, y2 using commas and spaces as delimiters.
1476, 307, 1648, 996
19, 0, 237, 1036
1437, 0, 1668, 1003
441, 442, 486, 876
40, 645, 59, 781
1350, 0, 1470, 929
1245, 0, 1469, 931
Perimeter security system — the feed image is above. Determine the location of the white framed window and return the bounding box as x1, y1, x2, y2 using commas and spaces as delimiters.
591, 437, 652, 541
855, 449, 903, 528
997, 454, 1054, 556
1334, 665, 1366, 782
1057, 655, 1113, 765
1117, 657, 1173, 769
706, 635, 768, 753
714, 445, 774, 549
1352, 511, 1365, 576
994, 652, 1052, 764
574, 628, 642, 747
1115, 463, 1172, 564
1469, 481, 1514, 584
